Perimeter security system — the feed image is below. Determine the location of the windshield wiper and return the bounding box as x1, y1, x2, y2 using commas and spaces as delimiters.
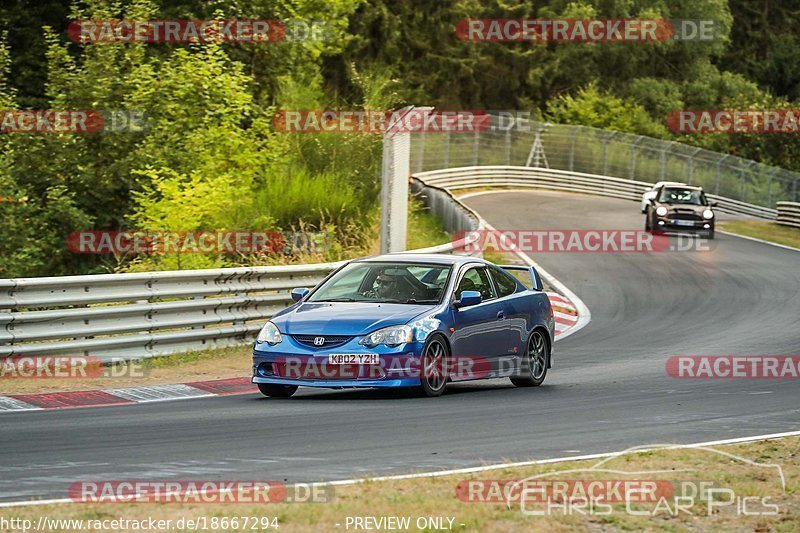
313, 297, 358, 302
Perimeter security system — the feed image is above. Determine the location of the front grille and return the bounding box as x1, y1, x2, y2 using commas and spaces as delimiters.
292, 334, 353, 349
670, 212, 702, 221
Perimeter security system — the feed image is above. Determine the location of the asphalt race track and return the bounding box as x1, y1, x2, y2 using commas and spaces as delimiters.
1, 191, 799, 503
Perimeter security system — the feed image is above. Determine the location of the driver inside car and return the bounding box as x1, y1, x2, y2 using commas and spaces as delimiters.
363, 269, 411, 300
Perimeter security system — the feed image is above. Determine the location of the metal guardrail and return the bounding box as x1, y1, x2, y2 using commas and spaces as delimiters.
0, 238, 476, 361
412, 166, 779, 220
410, 176, 483, 234
0, 264, 342, 359
776, 202, 800, 229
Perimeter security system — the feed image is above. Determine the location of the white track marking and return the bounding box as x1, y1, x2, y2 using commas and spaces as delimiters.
6, 430, 799, 507
104, 384, 214, 403
718, 230, 800, 252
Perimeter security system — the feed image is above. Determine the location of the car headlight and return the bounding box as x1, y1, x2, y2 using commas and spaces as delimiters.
256, 321, 282, 345
702, 209, 714, 219
359, 316, 442, 348
359, 325, 413, 348
656, 206, 668, 216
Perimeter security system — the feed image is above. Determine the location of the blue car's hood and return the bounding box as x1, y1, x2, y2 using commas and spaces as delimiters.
272, 302, 437, 336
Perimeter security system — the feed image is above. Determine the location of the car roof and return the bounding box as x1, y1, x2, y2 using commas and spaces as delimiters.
655, 181, 687, 187
354, 253, 489, 266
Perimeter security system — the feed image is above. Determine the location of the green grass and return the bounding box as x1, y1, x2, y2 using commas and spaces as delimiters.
139, 344, 252, 370
719, 220, 800, 249
257, 168, 369, 228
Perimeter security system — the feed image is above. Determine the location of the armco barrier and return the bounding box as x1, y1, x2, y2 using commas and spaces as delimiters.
412, 166, 779, 219
0, 241, 472, 361
776, 202, 800, 229
410, 176, 483, 234
0, 264, 340, 360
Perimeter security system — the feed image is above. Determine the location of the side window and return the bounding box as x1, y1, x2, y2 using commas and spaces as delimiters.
490, 267, 518, 297
457, 267, 495, 300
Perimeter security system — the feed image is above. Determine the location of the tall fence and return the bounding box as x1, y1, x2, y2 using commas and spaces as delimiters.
411, 116, 800, 210
412, 166, 777, 219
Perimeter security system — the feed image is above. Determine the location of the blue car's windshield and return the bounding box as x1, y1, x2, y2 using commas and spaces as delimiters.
308, 262, 452, 304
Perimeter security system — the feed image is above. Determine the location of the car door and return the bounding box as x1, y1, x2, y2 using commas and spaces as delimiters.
487, 266, 528, 375
449, 265, 510, 378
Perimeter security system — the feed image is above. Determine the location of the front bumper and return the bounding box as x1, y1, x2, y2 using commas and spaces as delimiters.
252, 376, 420, 388
654, 217, 713, 232
252, 336, 426, 389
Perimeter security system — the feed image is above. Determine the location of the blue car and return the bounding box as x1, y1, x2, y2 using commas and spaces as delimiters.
252, 254, 555, 397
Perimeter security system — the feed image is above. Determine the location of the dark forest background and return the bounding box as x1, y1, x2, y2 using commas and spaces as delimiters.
1, 0, 798, 276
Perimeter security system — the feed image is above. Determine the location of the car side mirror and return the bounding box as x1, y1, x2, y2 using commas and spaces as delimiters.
454, 290, 482, 309
709, 201, 718, 207
291, 287, 310, 302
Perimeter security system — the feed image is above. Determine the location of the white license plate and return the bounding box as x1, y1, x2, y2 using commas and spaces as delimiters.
673, 220, 694, 226
327, 354, 380, 365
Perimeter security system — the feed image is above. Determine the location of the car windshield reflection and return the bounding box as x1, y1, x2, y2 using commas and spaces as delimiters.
308, 262, 451, 305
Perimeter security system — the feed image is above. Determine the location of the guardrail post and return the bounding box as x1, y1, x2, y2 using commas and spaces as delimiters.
629, 136, 642, 180
687, 148, 701, 185
568, 126, 580, 171
233, 292, 245, 326
739, 165, 746, 202
715, 154, 728, 195
659, 147, 667, 181
600, 132, 616, 177
767, 169, 775, 209
415, 130, 426, 173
